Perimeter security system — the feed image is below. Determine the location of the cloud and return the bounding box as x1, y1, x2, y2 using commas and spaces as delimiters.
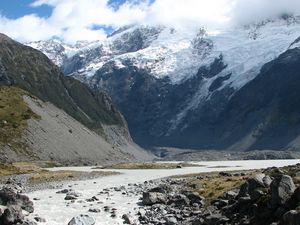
1, 0, 300, 43
231, 0, 300, 25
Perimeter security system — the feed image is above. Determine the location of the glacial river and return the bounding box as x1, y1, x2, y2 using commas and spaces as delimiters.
27, 160, 300, 225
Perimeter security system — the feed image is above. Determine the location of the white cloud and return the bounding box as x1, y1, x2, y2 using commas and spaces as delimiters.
231, 0, 300, 25
1, 0, 300, 43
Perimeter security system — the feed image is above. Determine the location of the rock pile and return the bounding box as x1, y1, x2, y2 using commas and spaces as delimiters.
0, 188, 37, 225
138, 168, 300, 225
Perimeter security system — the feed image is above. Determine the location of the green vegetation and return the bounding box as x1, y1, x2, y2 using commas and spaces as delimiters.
177, 171, 252, 204
0, 86, 40, 151
0, 35, 125, 138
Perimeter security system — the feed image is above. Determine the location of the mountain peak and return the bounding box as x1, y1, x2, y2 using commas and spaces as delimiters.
0, 33, 14, 43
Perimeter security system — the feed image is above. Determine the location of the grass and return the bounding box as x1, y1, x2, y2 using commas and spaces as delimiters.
102, 162, 203, 169
0, 161, 119, 186
28, 170, 119, 185
0, 163, 22, 176
176, 171, 252, 204
0, 86, 40, 152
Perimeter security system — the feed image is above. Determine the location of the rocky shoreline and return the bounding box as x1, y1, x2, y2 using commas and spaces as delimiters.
1, 163, 300, 224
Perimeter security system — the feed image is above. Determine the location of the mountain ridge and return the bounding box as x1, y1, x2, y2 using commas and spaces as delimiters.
0, 33, 153, 163
25, 17, 300, 151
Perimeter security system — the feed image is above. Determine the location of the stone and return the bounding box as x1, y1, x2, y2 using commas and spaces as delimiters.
213, 199, 228, 209
65, 195, 77, 200
173, 194, 190, 208
219, 172, 232, 177
184, 192, 205, 205
165, 216, 177, 225
34, 216, 46, 222
225, 190, 238, 199
281, 210, 300, 225
88, 208, 100, 213
270, 175, 296, 207
21, 219, 38, 225
238, 182, 249, 198
56, 189, 70, 194
68, 215, 95, 225
204, 214, 230, 225
0, 205, 24, 225
0, 188, 34, 213
142, 192, 167, 205
149, 184, 172, 194
122, 214, 133, 224
286, 187, 300, 209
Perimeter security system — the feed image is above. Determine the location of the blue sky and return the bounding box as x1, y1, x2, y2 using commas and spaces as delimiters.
0, 0, 52, 18
0, 0, 134, 19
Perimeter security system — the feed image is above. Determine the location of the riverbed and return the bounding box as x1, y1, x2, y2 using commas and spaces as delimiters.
27, 160, 300, 225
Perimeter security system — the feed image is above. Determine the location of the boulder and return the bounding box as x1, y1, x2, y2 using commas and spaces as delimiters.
204, 214, 230, 225
65, 195, 77, 200
0, 205, 24, 225
68, 215, 95, 225
142, 192, 167, 205
122, 214, 133, 224
172, 194, 190, 208
271, 175, 296, 207
149, 184, 172, 194
286, 187, 300, 209
280, 210, 300, 225
184, 192, 205, 205
165, 216, 177, 225
0, 188, 34, 213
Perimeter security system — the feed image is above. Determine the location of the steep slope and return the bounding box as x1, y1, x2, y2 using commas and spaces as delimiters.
0, 33, 124, 132
216, 48, 300, 150
27, 16, 300, 150
0, 33, 152, 162
0, 87, 135, 164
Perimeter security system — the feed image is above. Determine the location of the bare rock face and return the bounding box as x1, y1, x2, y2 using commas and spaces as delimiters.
68, 215, 95, 225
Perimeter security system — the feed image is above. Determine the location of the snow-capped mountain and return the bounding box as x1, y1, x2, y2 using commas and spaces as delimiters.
26, 16, 300, 151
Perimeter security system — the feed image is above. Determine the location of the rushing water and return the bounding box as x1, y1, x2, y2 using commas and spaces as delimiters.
27, 160, 300, 225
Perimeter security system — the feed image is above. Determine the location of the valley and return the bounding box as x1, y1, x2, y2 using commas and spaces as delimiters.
2, 1, 300, 224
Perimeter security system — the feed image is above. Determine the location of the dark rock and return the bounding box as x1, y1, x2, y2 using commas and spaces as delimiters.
0, 188, 34, 213
270, 175, 296, 207
34, 217, 46, 222
172, 194, 190, 208
142, 192, 167, 205
219, 172, 232, 177
65, 195, 77, 200
88, 208, 100, 213
286, 187, 300, 210
213, 199, 228, 209
56, 189, 70, 194
204, 214, 230, 225
21, 219, 38, 225
184, 192, 205, 205
149, 184, 172, 194
122, 214, 133, 224
0, 205, 24, 225
280, 210, 300, 225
